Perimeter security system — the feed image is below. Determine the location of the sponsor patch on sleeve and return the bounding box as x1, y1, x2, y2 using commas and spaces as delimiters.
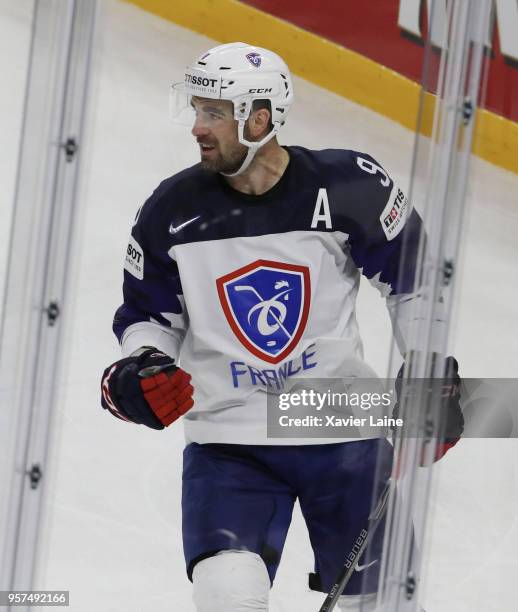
379, 183, 409, 241
124, 235, 144, 280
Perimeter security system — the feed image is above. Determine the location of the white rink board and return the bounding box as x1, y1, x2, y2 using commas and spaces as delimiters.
1, 0, 517, 610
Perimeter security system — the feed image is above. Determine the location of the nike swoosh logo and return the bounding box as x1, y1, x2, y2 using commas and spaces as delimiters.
169, 215, 200, 234
354, 559, 378, 572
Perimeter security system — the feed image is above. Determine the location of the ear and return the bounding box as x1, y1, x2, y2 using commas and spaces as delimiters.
248, 107, 271, 139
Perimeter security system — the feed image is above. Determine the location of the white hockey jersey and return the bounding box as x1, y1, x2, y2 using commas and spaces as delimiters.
114, 146, 422, 444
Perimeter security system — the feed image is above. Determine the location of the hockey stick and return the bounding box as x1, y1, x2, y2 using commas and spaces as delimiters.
318, 478, 392, 612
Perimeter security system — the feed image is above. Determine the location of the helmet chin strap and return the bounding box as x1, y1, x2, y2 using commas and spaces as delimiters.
221, 120, 280, 177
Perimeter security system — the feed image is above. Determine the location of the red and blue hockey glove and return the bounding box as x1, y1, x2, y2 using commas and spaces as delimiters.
394, 356, 464, 461
101, 346, 194, 430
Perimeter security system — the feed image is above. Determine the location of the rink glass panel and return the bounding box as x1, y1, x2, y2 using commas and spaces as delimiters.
414, 5, 518, 612
0, 1, 516, 610
0, 0, 97, 595
0, 0, 34, 586
0, 0, 33, 320
0, 0, 34, 595
387, 3, 518, 612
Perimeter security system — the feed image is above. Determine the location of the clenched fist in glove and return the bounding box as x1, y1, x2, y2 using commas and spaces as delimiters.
394, 355, 464, 461
101, 346, 194, 430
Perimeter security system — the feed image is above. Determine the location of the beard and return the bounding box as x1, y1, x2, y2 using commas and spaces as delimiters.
198, 140, 248, 174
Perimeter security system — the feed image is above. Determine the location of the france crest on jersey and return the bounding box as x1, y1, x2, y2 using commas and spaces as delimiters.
216, 260, 311, 364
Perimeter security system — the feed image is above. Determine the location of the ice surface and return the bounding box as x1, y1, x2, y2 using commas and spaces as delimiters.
1, 0, 517, 610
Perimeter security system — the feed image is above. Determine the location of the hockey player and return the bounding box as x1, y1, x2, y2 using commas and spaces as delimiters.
101, 43, 463, 611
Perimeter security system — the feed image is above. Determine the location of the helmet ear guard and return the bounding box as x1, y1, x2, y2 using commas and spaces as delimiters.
171, 42, 294, 176
232, 96, 252, 122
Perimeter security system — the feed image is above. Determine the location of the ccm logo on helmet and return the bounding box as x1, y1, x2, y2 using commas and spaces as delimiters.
185, 74, 218, 88
249, 88, 273, 94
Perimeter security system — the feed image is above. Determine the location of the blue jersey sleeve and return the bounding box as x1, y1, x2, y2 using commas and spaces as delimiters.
337, 151, 440, 355
343, 152, 422, 296
113, 187, 188, 346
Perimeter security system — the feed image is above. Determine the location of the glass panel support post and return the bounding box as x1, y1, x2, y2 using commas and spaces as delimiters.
0, 0, 98, 598
376, 1, 492, 610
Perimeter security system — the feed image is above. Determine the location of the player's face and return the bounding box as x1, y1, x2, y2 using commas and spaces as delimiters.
190, 97, 247, 173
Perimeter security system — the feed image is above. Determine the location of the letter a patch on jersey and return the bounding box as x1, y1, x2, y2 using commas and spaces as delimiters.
311, 188, 332, 229
216, 260, 311, 364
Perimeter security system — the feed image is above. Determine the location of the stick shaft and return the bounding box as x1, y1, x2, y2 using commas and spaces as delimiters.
318, 480, 392, 612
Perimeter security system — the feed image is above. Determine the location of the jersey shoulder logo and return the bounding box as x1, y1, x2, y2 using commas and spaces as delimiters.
216, 260, 311, 364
